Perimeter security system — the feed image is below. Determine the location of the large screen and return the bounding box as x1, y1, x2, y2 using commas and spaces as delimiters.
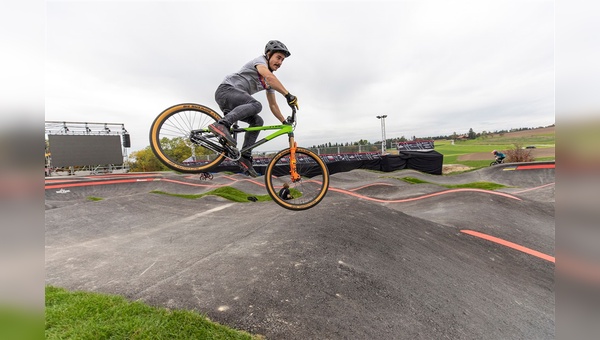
48, 135, 123, 167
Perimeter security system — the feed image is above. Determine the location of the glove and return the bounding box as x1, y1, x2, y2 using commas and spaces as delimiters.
283, 116, 293, 125
285, 93, 299, 110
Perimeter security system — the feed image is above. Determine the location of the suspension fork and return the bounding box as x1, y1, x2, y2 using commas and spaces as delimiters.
288, 134, 301, 182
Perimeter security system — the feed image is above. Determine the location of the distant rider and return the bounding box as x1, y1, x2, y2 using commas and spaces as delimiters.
492, 150, 506, 163
278, 182, 293, 200
208, 40, 299, 177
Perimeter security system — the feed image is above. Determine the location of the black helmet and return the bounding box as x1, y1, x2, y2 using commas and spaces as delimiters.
265, 40, 291, 57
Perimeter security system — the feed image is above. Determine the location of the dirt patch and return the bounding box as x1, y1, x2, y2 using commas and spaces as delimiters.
443, 164, 473, 174
458, 147, 555, 161
488, 126, 554, 138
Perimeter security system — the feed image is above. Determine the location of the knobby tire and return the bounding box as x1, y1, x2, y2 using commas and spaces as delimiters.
265, 148, 329, 211
149, 103, 225, 173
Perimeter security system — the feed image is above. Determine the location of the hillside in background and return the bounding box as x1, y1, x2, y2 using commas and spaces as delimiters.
435, 126, 555, 173
463, 126, 555, 146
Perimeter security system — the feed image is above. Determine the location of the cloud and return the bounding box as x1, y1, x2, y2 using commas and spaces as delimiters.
45, 0, 555, 153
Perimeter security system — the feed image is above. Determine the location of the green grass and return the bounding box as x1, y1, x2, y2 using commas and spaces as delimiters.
151, 186, 303, 202
398, 176, 508, 190
433, 128, 554, 161
433, 141, 512, 164
45, 286, 259, 339
399, 177, 429, 184
87, 196, 103, 201
151, 186, 272, 202
426, 128, 555, 173
475, 133, 555, 146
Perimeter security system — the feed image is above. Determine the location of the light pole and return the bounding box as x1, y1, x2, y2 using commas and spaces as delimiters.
376, 115, 387, 154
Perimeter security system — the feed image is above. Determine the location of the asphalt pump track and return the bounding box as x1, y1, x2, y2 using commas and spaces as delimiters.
45, 162, 555, 339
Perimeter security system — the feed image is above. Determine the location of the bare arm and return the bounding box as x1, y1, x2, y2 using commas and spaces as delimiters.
256, 64, 289, 96
266, 91, 286, 123
256, 64, 289, 122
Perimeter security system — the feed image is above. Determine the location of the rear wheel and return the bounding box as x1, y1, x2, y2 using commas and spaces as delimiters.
149, 103, 226, 173
265, 148, 329, 210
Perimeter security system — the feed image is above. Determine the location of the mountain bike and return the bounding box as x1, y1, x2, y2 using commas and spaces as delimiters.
199, 172, 213, 181
149, 103, 329, 210
490, 158, 505, 166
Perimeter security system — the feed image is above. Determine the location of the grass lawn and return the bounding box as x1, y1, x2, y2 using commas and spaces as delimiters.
433, 141, 513, 164
151, 187, 272, 202
423, 127, 555, 170
396, 176, 509, 190
46, 286, 260, 339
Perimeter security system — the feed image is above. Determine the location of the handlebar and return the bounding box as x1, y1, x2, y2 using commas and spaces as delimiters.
285, 107, 297, 127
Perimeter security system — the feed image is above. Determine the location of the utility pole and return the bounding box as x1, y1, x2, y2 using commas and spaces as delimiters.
376, 115, 387, 154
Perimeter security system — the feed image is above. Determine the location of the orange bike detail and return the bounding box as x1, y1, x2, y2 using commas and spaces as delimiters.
289, 141, 301, 182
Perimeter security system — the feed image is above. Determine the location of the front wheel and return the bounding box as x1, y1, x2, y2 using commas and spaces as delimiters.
149, 103, 226, 173
265, 148, 329, 211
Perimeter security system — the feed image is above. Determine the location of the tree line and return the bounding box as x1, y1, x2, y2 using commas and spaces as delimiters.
313, 124, 554, 150
123, 124, 554, 172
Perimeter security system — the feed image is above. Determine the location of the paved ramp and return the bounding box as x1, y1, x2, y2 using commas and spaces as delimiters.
45, 163, 555, 339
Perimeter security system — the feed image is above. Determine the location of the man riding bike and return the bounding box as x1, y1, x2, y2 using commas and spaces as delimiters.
492, 150, 506, 163
208, 40, 300, 177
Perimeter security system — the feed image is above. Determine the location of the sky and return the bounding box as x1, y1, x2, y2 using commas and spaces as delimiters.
43, 0, 558, 154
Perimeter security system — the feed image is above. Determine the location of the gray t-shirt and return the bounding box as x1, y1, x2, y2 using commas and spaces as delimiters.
221, 55, 275, 95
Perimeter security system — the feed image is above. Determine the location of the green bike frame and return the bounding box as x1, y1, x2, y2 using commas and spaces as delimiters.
221, 123, 294, 157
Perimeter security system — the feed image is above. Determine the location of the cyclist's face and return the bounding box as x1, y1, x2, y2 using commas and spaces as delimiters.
269, 52, 286, 71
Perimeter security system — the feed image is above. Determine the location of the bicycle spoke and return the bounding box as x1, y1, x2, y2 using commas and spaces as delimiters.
150, 104, 225, 173
265, 148, 329, 210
